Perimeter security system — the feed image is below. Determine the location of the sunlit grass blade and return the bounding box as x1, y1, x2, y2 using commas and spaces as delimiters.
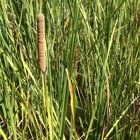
0, 128, 8, 140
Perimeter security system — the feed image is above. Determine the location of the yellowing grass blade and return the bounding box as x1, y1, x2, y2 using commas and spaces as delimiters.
0, 128, 8, 140
20, 50, 37, 86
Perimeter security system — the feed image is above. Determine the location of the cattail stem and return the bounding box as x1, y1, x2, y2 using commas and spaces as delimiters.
37, 14, 46, 72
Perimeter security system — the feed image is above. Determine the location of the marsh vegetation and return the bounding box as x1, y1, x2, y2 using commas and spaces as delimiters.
0, 0, 140, 139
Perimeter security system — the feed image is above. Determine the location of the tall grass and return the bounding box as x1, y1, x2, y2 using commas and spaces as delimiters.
0, 0, 140, 139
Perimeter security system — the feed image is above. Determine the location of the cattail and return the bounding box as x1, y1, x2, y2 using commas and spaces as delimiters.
37, 14, 46, 72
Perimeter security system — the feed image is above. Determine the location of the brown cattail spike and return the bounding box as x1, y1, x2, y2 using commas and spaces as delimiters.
37, 14, 46, 72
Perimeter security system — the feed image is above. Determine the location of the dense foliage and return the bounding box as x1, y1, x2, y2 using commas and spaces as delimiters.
0, 0, 140, 139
